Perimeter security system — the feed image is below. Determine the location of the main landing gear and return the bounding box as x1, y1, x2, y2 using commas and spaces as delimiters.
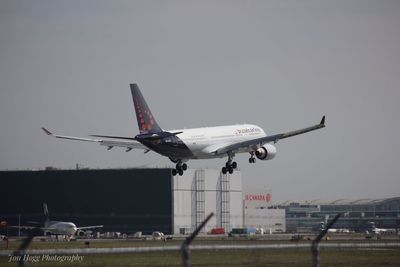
221, 152, 237, 175
221, 160, 237, 174
172, 161, 187, 176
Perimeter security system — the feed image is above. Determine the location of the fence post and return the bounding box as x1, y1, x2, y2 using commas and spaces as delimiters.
181, 212, 213, 267
13, 227, 40, 267
311, 213, 340, 267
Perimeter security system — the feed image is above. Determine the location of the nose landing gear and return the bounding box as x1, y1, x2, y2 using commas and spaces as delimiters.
249, 152, 256, 164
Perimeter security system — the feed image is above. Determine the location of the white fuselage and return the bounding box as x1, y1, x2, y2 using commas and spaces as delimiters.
44, 221, 77, 236
174, 124, 267, 159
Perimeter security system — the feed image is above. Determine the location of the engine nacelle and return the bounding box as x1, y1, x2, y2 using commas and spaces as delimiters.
255, 144, 277, 160
76, 230, 85, 237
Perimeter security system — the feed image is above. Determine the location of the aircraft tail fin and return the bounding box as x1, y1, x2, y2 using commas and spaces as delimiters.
130, 84, 163, 134
43, 203, 50, 222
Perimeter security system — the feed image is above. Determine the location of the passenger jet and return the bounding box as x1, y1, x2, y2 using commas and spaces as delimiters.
11, 203, 103, 239
42, 84, 325, 176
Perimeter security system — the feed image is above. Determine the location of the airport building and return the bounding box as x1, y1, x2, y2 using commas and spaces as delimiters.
0, 168, 243, 236
243, 191, 286, 233
7, 167, 396, 235
173, 169, 243, 234
272, 198, 400, 233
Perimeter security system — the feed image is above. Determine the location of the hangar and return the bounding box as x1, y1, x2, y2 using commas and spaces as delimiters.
0, 168, 243, 235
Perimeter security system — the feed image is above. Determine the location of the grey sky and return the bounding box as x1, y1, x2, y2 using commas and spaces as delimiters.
1, 1, 399, 201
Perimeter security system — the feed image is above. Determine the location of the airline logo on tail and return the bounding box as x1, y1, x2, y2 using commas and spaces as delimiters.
133, 95, 155, 132
131, 84, 162, 133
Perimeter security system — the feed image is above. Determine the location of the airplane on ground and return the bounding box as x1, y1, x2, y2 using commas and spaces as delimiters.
42, 84, 325, 176
366, 222, 395, 235
328, 228, 350, 233
10, 203, 103, 239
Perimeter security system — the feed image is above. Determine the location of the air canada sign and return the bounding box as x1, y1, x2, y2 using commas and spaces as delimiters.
244, 193, 271, 204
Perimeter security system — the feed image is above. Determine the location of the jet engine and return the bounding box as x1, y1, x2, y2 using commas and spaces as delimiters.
255, 144, 277, 160
76, 230, 86, 237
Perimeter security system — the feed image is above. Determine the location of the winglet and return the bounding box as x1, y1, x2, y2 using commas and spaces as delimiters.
41, 127, 53, 135
320, 116, 325, 126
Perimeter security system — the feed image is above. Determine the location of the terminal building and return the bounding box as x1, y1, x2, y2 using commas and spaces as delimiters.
272, 198, 400, 233
0, 168, 243, 235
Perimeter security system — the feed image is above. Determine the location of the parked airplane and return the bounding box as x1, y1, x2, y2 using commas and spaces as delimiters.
366, 222, 395, 235
328, 228, 350, 233
11, 203, 103, 238
42, 84, 325, 176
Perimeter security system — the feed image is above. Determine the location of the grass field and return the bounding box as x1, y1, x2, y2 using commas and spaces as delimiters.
1, 239, 400, 267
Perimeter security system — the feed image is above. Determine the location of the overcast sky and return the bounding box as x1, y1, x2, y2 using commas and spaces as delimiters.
1, 0, 399, 201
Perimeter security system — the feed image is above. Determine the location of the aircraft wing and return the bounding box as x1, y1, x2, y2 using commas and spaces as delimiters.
211, 116, 326, 155
77, 225, 103, 230
10, 225, 57, 232
41, 128, 146, 151
9, 225, 40, 230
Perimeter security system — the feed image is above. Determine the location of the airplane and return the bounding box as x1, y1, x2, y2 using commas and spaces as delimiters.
366, 222, 395, 235
10, 203, 103, 239
42, 84, 325, 176
328, 228, 350, 233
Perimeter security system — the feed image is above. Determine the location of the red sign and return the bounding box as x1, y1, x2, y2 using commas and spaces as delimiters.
245, 193, 271, 204
266, 193, 271, 203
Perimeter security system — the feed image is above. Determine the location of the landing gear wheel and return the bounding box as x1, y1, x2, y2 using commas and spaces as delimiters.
182, 163, 187, 171
223, 151, 236, 174
173, 160, 187, 176
176, 163, 182, 171
232, 161, 237, 169
249, 157, 256, 163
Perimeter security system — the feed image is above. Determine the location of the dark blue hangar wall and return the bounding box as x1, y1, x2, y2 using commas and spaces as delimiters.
0, 168, 173, 235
